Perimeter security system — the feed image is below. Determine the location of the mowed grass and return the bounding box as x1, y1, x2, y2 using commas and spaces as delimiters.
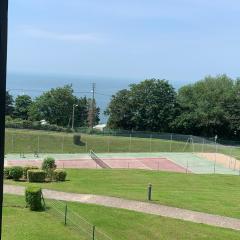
6, 169, 240, 219
5, 128, 226, 154
2, 195, 84, 240
3, 194, 240, 240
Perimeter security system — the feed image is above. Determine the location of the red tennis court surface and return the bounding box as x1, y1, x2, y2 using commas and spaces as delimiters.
6, 157, 187, 173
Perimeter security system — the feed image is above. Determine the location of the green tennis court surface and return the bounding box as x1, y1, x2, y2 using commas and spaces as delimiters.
5, 152, 239, 175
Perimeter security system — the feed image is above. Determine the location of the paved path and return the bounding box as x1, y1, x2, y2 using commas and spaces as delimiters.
4, 184, 240, 231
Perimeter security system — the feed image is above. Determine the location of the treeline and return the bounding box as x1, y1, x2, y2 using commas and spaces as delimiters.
5, 85, 100, 128
106, 75, 240, 138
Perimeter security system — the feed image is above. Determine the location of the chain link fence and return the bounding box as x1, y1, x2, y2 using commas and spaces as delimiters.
5, 129, 240, 175
4, 129, 239, 155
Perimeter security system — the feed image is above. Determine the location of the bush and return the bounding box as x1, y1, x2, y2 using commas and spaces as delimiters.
4, 167, 12, 179
25, 187, 43, 211
28, 170, 46, 183
9, 166, 23, 181
42, 157, 56, 171
53, 169, 67, 181
23, 166, 39, 179
42, 157, 56, 179
73, 134, 81, 145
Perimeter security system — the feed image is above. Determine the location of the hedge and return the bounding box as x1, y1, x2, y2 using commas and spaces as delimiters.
9, 166, 23, 181
5, 119, 72, 133
73, 134, 81, 145
28, 170, 46, 183
25, 187, 43, 211
53, 169, 67, 181
23, 166, 39, 179
4, 167, 12, 179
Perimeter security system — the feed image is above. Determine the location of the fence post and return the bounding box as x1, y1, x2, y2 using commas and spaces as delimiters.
147, 183, 152, 201
92, 225, 95, 240
202, 139, 204, 153
191, 136, 195, 153
85, 140, 88, 153
108, 135, 110, 153
129, 134, 132, 152
170, 134, 173, 152
11, 134, 14, 152
62, 136, 64, 153
64, 204, 68, 225
150, 134, 152, 152
214, 158, 216, 174
37, 136, 40, 153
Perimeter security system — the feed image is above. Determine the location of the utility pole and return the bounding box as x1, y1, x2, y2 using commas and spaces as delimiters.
71, 104, 78, 130
0, 0, 8, 238
88, 83, 96, 128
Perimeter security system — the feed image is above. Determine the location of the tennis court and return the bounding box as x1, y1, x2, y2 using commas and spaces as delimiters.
5, 151, 240, 175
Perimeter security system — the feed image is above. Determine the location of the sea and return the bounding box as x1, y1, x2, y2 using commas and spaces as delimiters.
7, 72, 185, 123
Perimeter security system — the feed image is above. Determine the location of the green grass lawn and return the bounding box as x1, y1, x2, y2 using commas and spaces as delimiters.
5, 169, 240, 219
3, 194, 240, 240
5, 128, 226, 154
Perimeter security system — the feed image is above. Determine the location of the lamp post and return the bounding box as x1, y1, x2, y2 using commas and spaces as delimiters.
71, 104, 78, 130
0, 0, 8, 238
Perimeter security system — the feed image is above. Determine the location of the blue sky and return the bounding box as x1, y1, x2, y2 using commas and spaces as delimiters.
8, 0, 240, 84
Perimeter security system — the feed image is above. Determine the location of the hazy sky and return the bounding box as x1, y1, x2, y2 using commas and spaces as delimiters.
8, 0, 240, 84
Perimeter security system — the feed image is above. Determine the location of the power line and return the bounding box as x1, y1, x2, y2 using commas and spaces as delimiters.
7, 88, 113, 97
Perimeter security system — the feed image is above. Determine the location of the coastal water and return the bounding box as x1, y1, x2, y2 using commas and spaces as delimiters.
6, 72, 137, 123
7, 72, 185, 123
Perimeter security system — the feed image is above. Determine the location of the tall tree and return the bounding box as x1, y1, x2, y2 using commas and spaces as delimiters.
87, 99, 100, 127
172, 75, 234, 137
29, 85, 75, 126
5, 91, 14, 116
29, 85, 99, 127
14, 94, 32, 120
106, 79, 177, 131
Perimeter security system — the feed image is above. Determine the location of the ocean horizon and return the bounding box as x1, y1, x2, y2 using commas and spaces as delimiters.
7, 72, 187, 123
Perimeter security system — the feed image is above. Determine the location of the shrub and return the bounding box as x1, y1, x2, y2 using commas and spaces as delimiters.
9, 166, 23, 181
4, 167, 12, 179
25, 186, 43, 211
42, 157, 56, 171
53, 169, 67, 181
28, 170, 46, 183
42, 157, 56, 179
23, 166, 39, 179
73, 134, 81, 145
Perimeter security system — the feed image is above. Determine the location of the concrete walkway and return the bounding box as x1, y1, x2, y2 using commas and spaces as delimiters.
4, 184, 240, 231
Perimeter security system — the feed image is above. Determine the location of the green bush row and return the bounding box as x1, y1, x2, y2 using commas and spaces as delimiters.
4, 166, 67, 182
28, 170, 46, 183
5, 119, 72, 132
53, 169, 67, 181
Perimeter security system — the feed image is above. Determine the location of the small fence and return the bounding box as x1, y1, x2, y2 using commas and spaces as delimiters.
46, 198, 112, 240
3, 194, 112, 240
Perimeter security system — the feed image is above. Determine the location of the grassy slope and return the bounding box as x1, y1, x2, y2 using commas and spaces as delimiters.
3, 194, 240, 240
2, 195, 83, 240
6, 169, 240, 219
5, 128, 220, 154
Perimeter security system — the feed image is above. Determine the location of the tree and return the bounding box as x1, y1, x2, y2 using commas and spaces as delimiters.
106, 79, 177, 131
29, 85, 76, 126
172, 75, 234, 137
87, 98, 100, 127
105, 89, 134, 129
5, 91, 14, 116
14, 95, 32, 120
28, 85, 99, 127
